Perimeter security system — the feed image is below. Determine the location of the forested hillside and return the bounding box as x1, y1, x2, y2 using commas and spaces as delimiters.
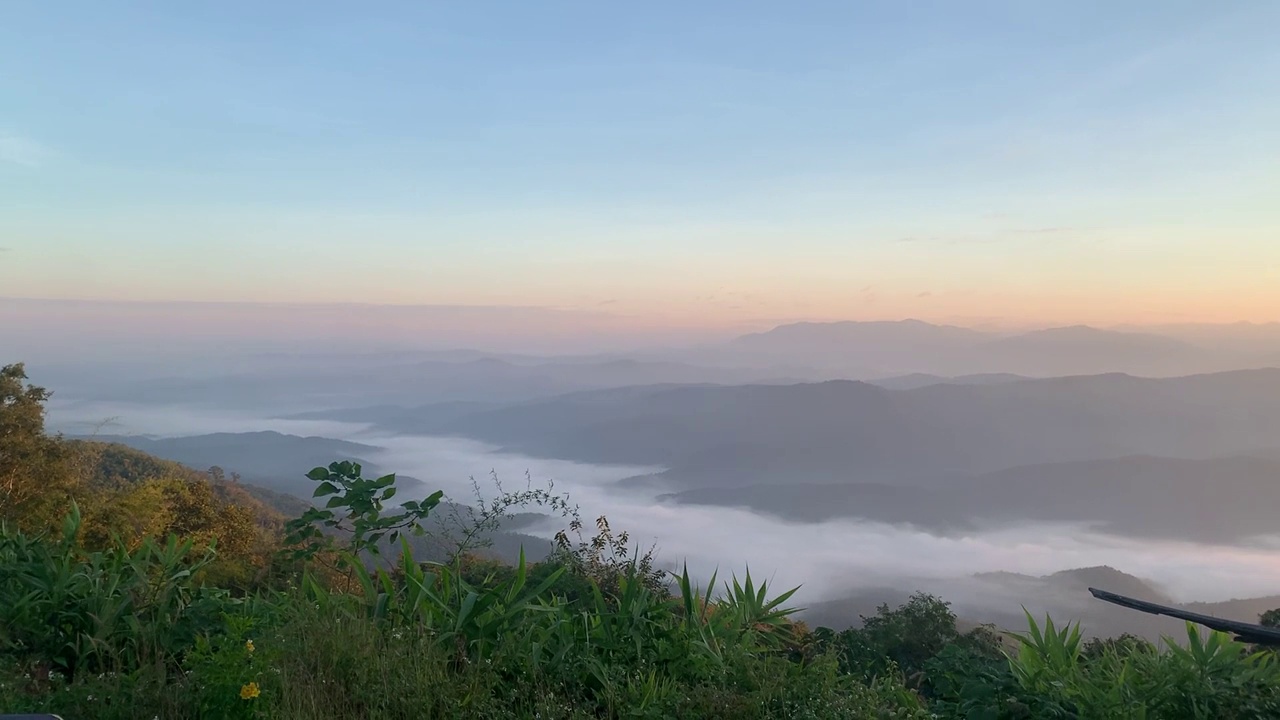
6, 362, 1280, 719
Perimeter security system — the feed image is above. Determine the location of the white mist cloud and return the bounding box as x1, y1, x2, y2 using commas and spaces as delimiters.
0, 131, 54, 167
357, 434, 1280, 605
45, 401, 1280, 607
47, 399, 372, 440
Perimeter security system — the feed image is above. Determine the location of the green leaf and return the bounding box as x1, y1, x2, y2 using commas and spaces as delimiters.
301, 507, 332, 522
313, 481, 341, 497
383, 486, 397, 500
306, 467, 330, 481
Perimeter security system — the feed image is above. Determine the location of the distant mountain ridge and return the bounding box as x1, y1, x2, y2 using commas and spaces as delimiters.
731, 319, 986, 354
273, 367, 1280, 543
79, 355, 804, 410
716, 319, 1264, 377
429, 368, 1280, 494
868, 372, 1027, 390
39, 319, 1278, 413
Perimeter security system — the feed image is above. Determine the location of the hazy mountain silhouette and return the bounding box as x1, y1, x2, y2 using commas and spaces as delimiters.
981, 325, 1207, 376
431, 369, 1280, 494
722, 319, 986, 373
1115, 322, 1280, 357
713, 320, 1257, 377
283, 401, 500, 432
867, 372, 1027, 390
84, 356, 801, 411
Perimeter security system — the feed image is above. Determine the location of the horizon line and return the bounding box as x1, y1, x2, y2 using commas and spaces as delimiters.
2, 296, 1278, 331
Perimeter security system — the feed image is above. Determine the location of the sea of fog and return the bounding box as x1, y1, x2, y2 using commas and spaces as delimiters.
47, 398, 1280, 608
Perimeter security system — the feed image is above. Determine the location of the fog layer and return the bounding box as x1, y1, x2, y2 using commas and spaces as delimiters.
47, 400, 1280, 607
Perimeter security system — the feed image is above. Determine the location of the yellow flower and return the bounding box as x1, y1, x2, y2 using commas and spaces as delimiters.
240, 682, 261, 700
245, 639, 255, 653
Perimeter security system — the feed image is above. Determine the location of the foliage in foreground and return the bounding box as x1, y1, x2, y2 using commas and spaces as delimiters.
6, 473, 1280, 720
0, 497, 928, 719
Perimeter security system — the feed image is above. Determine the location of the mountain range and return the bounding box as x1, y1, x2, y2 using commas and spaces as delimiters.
711, 320, 1264, 377
36, 320, 1280, 412
427, 369, 1280, 485
273, 367, 1280, 544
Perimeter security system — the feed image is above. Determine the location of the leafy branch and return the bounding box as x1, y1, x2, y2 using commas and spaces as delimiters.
282, 460, 443, 563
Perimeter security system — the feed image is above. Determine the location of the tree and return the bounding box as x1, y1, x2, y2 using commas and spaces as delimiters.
1261, 608, 1280, 629
816, 593, 994, 683
1083, 633, 1155, 661
0, 363, 75, 529
858, 593, 964, 677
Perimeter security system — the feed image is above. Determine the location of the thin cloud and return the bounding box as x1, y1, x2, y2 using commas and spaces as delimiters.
1015, 227, 1073, 235
917, 291, 933, 298
0, 131, 54, 167
896, 235, 1001, 246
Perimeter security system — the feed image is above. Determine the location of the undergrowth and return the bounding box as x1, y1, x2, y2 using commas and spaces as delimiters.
2, 460, 1278, 719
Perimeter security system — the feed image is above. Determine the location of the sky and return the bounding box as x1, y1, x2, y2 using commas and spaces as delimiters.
2, 1, 1279, 327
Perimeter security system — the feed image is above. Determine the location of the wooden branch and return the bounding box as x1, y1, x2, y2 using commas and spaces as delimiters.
1089, 587, 1280, 646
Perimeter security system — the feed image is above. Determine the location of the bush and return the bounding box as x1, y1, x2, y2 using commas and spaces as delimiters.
0, 503, 229, 678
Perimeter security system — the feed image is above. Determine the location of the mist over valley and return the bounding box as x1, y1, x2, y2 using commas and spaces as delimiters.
31, 316, 1280, 641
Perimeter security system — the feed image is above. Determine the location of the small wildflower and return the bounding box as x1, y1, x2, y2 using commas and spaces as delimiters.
240, 682, 261, 700
245, 639, 255, 653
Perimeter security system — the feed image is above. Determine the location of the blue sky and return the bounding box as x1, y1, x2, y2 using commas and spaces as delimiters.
2, 1, 1278, 325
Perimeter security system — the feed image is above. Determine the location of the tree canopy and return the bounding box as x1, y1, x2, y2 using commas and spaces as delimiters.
0, 363, 75, 529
